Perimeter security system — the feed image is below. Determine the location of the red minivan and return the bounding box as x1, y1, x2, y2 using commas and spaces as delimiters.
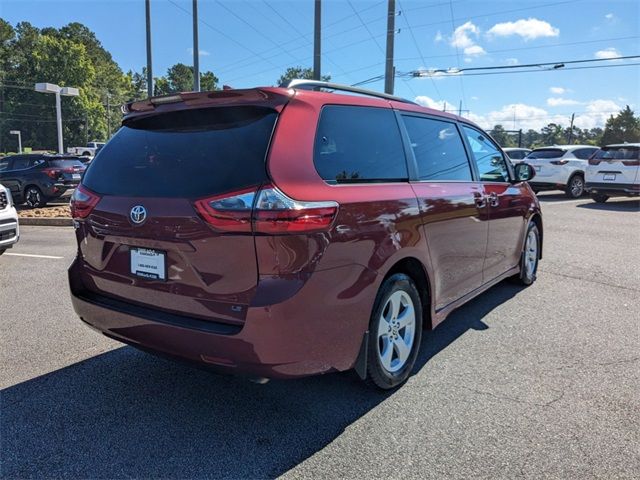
69, 81, 542, 389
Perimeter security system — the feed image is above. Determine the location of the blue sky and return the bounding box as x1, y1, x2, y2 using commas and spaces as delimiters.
2, 0, 639, 130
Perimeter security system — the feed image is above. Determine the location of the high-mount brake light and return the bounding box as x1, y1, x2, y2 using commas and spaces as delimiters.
193, 184, 339, 234
70, 184, 101, 219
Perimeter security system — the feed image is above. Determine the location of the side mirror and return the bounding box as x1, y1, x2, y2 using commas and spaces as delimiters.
514, 162, 536, 182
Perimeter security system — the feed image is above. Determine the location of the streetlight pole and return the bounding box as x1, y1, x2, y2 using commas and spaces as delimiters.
35, 83, 79, 154
192, 0, 200, 91
9, 130, 22, 153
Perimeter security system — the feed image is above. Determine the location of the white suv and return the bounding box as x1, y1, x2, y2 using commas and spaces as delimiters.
524, 145, 599, 198
585, 143, 640, 203
0, 183, 19, 255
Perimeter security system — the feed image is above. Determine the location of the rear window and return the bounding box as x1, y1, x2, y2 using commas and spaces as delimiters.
82, 106, 277, 198
313, 105, 407, 183
48, 160, 85, 168
594, 147, 639, 160
526, 148, 566, 159
507, 150, 527, 160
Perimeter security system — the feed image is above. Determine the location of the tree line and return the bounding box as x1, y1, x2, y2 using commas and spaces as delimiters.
1, 20, 638, 154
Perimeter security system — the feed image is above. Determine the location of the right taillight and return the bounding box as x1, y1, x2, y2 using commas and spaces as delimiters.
622, 159, 640, 166
193, 184, 339, 234
70, 184, 101, 219
588, 158, 602, 165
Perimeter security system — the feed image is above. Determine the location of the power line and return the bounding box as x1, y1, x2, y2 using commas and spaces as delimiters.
347, 0, 385, 54
398, 0, 442, 99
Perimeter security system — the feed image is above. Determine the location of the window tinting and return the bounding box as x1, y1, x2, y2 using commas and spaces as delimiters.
526, 148, 566, 159
49, 160, 85, 168
82, 106, 277, 198
0, 159, 10, 172
402, 115, 472, 181
594, 146, 640, 160
313, 105, 407, 183
462, 126, 510, 183
573, 148, 598, 160
11, 156, 31, 170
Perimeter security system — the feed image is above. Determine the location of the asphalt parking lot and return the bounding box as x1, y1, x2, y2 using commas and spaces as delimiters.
1, 194, 639, 479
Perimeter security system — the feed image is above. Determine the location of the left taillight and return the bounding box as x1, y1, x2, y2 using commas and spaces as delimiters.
193, 184, 339, 234
549, 159, 569, 165
70, 184, 101, 219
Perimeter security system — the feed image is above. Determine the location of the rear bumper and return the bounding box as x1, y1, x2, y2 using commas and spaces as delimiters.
69, 258, 377, 379
585, 182, 640, 196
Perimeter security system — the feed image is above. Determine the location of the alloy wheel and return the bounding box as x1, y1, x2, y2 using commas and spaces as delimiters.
377, 290, 416, 373
570, 176, 584, 198
26, 188, 42, 208
524, 229, 538, 279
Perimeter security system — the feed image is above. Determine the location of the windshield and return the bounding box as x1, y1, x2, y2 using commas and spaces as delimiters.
82, 106, 277, 198
526, 148, 566, 159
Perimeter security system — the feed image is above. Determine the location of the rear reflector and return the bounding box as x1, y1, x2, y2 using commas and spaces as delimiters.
193, 184, 338, 234
70, 184, 101, 219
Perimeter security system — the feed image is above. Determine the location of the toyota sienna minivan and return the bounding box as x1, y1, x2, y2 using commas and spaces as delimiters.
69, 81, 542, 389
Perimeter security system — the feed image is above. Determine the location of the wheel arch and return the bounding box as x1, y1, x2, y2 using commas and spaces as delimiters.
382, 257, 433, 330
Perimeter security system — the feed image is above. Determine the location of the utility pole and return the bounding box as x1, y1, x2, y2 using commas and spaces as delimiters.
313, 0, 321, 80
106, 93, 111, 138
192, 0, 200, 91
145, 0, 153, 97
568, 113, 575, 144
518, 129, 523, 148
458, 100, 462, 116
384, 0, 396, 94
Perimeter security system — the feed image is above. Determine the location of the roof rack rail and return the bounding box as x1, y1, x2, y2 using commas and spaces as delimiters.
286, 79, 416, 105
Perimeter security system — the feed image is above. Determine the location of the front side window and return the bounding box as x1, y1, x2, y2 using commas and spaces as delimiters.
402, 115, 472, 181
462, 126, 510, 183
0, 159, 10, 172
313, 105, 408, 183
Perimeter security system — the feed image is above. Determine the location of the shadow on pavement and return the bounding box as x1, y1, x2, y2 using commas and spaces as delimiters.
1, 282, 524, 479
576, 199, 640, 212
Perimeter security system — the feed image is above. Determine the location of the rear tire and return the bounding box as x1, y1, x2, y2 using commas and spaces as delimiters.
591, 193, 609, 203
0, 248, 5, 256
565, 174, 584, 198
511, 222, 540, 286
366, 273, 423, 390
24, 186, 46, 208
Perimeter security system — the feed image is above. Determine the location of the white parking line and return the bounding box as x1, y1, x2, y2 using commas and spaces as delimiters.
4, 253, 64, 259
540, 199, 590, 205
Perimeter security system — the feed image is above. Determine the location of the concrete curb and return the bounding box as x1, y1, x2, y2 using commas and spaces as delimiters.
19, 217, 73, 227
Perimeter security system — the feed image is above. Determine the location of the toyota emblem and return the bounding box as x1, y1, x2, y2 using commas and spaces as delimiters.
130, 205, 147, 225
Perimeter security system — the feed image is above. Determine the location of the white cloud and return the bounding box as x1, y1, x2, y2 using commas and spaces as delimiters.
451, 21, 480, 48
547, 97, 581, 107
414, 95, 451, 111
187, 48, 210, 56
574, 99, 621, 129
594, 47, 621, 59
605, 13, 615, 20
487, 18, 559, 40
464, 99, 622, 131
464, 44, 486, 56
434, 31, 444, 43
549, 86, 566, 94
505, 58, 519, 65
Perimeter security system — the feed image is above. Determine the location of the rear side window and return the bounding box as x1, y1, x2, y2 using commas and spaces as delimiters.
402, 115, 472, 181
313, 105, 407, 183
83, 106, 277, 198
527, 148, 565, 159
573, 148, 598, 160
11, 156, 32, 170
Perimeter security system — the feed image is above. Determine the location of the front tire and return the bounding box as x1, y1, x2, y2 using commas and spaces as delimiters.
366, 273, 423, 390
24, 186, 46, 208
591, 193, 609, 203
512, 222, 540, 286
565, 174, 585, 198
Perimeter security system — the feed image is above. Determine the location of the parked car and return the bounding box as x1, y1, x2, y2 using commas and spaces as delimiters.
67, 141, 105, 158
585, 143, 640, 202
68, 81, 542, 390
0, 183, 19, 255
524, 145, 599, 198
503, 147, 532, 163
0, 154, 86, 207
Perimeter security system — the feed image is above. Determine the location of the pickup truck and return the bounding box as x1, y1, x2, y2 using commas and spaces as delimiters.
67, 141, 105, 157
